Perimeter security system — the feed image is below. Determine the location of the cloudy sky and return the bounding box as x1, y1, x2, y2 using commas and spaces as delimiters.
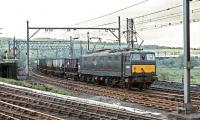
0, 0, 199, 48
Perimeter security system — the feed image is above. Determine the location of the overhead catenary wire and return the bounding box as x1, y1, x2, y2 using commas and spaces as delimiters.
91, 4, 183, 27
63, 8, 200, 40
94, 6, 200, 30
61, 0, 200, 42
136, 8, 200, 24
68, 0, 150, 26
93, 1, 200, 28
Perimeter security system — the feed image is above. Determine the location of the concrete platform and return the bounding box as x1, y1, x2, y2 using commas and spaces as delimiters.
168, 111, 200, 120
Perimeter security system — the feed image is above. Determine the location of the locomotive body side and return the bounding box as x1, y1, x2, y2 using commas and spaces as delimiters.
80, 52, 122, 77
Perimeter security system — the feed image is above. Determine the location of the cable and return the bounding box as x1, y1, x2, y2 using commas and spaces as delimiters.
135, 8, 200, 25
96, 21, 117, 27
94, 7, 200, 28
92, 4, 182, 27
134, 5, 182, 19
137, 16, 200, 31
61, 1, 200, 40
68, 0, 150, 26
90, 1, 200, 28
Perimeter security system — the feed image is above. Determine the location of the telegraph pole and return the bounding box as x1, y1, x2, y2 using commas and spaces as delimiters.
13, 36, 16, 59
167, 1, 200, 119
26, 21, 29, 79
126, 18, 129, 45
70, 36, 74, 59
80, 40, 83, 55
37, 49, 39, 68
130, 19, 134, 49
183, 0, 193, 112
87, 32, 90, 50
118, 16, 121, 47
8, 41, 11, 57
55, 48, 58, 59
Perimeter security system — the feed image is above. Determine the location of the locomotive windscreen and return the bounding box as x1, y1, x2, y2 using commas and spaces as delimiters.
131, 53, 155, 61
146, 53, 155, 60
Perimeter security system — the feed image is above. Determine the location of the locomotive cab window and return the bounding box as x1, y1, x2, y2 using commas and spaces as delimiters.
131, 54, 140, 60
146, 54, 155, 60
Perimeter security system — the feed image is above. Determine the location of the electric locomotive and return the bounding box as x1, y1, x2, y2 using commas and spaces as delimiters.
79, 49, 157, 89
38, 49, 157, 90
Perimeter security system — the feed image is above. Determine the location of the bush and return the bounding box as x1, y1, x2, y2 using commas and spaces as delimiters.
157, 55, 200, 69
159, 72, 170, 80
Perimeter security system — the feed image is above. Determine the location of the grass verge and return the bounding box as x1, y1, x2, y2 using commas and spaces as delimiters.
0, 77, 71, 95
157, 67, 200, 84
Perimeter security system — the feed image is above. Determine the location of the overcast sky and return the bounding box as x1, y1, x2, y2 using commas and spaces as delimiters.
0, 0, 140, 37
0, 0, 199, 48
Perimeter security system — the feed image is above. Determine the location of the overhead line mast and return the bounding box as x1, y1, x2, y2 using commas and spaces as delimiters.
26, 17, 121, 78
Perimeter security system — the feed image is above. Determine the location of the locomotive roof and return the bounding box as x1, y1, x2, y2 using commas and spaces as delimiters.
82, 49, 155, 57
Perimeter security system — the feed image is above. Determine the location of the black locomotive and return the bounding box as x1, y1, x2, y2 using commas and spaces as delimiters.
37, 49, 157, 90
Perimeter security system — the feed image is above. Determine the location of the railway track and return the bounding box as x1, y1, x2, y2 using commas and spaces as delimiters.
0, 83, 160, 120
0, 100, 60, 120
152, 80, 200, 95
30, 70, 200, 113
153, 80, 200, 93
